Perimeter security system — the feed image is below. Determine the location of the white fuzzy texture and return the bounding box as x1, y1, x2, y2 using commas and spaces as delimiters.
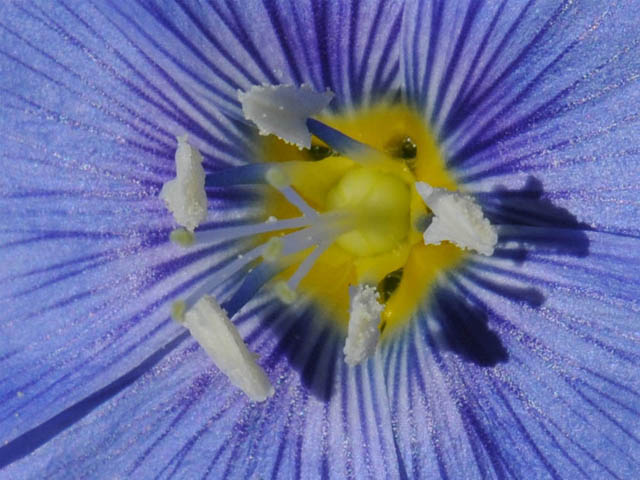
160, 135, 208, 232
343, 285, 383, 366
416, 181, 497, 256
239, 84, 333, 149
182, 295, 274, 402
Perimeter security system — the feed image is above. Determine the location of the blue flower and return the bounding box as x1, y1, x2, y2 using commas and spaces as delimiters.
1, 1, 639, 478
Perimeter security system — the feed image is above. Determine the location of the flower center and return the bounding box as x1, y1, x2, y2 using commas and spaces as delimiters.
160, 85, 497, 400
326, 166, 410, 257
259, 102, 466, 334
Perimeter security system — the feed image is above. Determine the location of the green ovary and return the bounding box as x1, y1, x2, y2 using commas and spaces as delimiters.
326, 167, 410, 257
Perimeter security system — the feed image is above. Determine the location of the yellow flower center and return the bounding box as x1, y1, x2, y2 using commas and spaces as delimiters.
260, 103, 466, 336
326, 167, 410, 257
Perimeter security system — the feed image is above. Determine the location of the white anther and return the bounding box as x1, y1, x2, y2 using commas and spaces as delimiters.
160, 135, 208, 232
343, 285, 383, 366
181, 295, 274, 402
239, 84, 334, 149
415, 181, 497, 256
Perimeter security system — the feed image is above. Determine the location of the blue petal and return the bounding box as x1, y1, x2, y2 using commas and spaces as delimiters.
0, 0, 255, 456
2, 0, 640, 478
385, 231, 640, 478
2, 301, 405, 478
394, 0, 640, 477
403, 0, 640, 235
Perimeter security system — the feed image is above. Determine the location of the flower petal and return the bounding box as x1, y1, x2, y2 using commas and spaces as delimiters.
2, 299, 405, 478
404, 1, 640, 234
0, 0, 254, 450
384, 229, 640, 478
397, 3, 640, 474
2, 0, 640, 478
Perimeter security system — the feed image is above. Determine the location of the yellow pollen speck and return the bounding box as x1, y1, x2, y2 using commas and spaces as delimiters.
263, 237, 284, 262
170, 228, 195, 247
265, 166, 291, 190
259, 103, 466, 336
171, 300, 187, 323
274, 281, 297, 304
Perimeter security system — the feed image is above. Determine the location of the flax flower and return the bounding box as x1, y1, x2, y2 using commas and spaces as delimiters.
1, 1, 639, 478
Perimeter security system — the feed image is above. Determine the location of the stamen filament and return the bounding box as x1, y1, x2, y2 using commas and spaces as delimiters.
205, 164, 270, 187
183, 242, 266, 310
195, 216, 311, 245
185, 213, 348, 311
306, 118, 382, 165
280, 186, 318, 219
223, 262, 287, 317
278, 214, 349, 256
287, 241, 330, 289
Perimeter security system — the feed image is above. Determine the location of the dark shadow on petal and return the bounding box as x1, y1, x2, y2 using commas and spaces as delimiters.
430, 286, 508, 367
427, 176, 590, 367
481, 176, 591, 261
258, 302, 339, 402
462, 270, 545, 308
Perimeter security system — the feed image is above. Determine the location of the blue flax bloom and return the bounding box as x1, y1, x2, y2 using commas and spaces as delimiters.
1, 0, 640, 478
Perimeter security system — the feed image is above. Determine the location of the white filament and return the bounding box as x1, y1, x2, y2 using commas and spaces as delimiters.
287, 241, 331, 290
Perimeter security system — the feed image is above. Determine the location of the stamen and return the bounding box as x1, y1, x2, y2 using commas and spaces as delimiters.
186, 215, 347, 311
179, 295, 274, 402
343, 285, 383, 366
160, 135, 208, 232
171, 299, 187, 322
239, 83, 384, 164
280, 186, 318, 219
162, 92, 477, 401
265, 166, 321, 219
265, 166, 291, 190
306, 118, 381, 162
277, 214, 349, 257
205, 163, 270, 187
194, 216, 311, 246
183, 242, 267, 310
239, 84, 333, 149
262, 237, 284, 263
223, 262, 287, 317
287, 241, 330, 290
416, 181, 498, 256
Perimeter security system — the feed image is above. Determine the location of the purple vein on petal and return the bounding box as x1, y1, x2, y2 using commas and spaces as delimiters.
0, 332, 189, 469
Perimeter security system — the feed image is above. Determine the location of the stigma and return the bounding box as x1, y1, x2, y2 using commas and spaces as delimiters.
160, 85, 498, 401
